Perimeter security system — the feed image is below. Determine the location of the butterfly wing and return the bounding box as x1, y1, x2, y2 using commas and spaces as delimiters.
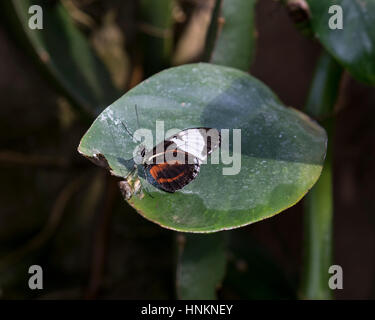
145, 155, 200, 193
143, 127, 220, 192
167, 127, 221, 163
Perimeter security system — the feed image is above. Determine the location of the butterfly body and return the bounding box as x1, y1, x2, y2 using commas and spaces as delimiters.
119, 127, 221, 199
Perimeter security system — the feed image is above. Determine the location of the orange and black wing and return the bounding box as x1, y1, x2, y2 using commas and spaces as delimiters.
145, 159, 200, 193
142, 127, 221, 192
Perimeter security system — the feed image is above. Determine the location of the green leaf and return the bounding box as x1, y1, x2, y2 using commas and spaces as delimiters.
1, 0, 119, 115
176, 233, 227, 299
307, 0, 375, 85
78, 63, 327, 233
204, 0, 256, 71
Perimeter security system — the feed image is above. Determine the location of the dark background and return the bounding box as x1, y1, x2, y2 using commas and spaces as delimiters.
0, 0, 374, 299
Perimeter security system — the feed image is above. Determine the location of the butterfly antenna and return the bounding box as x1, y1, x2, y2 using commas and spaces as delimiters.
121, 121, 135, 140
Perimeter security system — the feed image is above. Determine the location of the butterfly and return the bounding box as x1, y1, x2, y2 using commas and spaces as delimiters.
119, 127, 221, 200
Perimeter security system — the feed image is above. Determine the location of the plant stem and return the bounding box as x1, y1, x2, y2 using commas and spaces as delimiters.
300, 51, 343, 299
139, 0, 173, 77
204, 0, 256, 71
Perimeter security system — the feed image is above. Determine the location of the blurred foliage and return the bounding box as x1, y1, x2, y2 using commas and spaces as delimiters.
221, 231, 296, 300
1, 0, 120, 117
307, 0, 375, 85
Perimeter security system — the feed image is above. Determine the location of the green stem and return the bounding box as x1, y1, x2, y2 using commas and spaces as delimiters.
204, 0, 256, 71
300, 51, 343, 299
139, 0, 173, 77
176, 233, 227, 300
